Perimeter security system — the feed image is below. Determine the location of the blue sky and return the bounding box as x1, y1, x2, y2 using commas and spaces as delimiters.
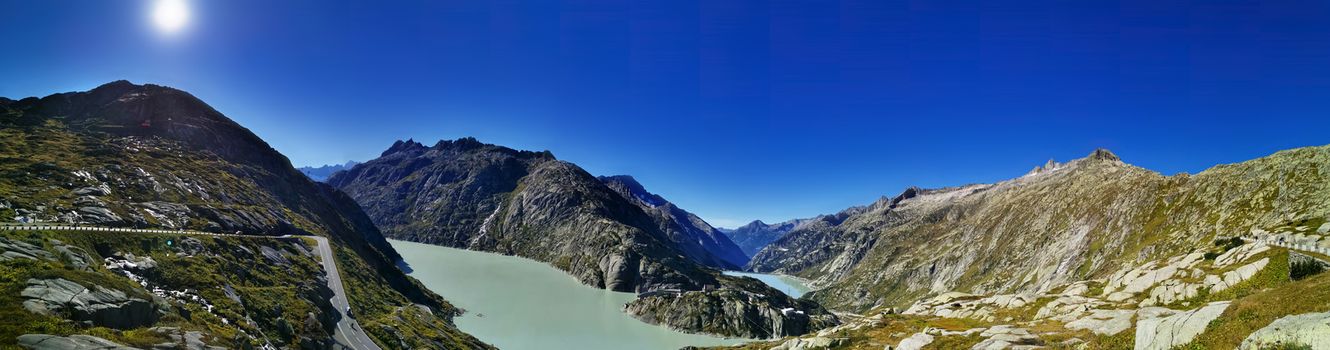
3, 0, 1330, 228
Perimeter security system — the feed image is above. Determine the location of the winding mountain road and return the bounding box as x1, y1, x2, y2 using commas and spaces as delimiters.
0, 224, 383, 350
1242, 233, 1330, 256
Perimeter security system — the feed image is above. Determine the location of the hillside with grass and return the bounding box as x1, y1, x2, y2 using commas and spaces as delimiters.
750, 147, 1330, 313
0, 81, 490, 349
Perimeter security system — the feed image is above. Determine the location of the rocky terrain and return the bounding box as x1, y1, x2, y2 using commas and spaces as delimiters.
297, 161, 360, 182
724, 219, 812, 258
328, 138, 838, 338
0, 81, 490, 349
708, 146, 1330, 349
713, 233, 1330, 350
3, 230, 332, 349
749, 147, 1330, 312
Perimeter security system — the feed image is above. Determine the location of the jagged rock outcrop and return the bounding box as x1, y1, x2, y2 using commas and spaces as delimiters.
329, 138, 837, 337
1134, 301, 1231, 350
895, 332, 934, 350
624, 277, 837, 339
17, 334, 140, 350
21, 278, 159, 329
149, 327, 226, 350
749, 146, 1330, 311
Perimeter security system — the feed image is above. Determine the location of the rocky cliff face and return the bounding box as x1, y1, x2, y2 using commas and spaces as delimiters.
750, 147, 1330, 312
0, 81, 490, 349
600, 175, 749, 269
329, 138, 838, 337
624, 276, 838, 339
724, 219, 812, 259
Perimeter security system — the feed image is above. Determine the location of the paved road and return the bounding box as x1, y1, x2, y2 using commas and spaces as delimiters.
307, 235, 383, 350
0, 223, 383, 350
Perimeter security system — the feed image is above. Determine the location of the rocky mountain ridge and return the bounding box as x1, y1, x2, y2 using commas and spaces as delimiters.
750, 146, 1330, 314
599, 175, 749, 268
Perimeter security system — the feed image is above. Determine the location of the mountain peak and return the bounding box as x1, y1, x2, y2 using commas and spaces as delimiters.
599, 175, 666, 207
601, 175, 643, 188
737, 220, 769, 231
1087, 148, 1120, 162
381, 139, 426, 157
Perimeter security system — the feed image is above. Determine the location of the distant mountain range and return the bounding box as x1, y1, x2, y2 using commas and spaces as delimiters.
723, 218, 814, 258
327, 138, 837, 338
298, 161, 360, 181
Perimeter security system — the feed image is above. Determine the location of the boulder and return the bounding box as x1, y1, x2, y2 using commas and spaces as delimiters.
1239, 311, 1330, 349
71, 184, 112, 196
1215, 243, 1269, 268
1060, 282, 1090, 296
21, 278, 159, 329
895, 332, 934, 350
135, 202, 192, 229
1065, 309, 1135, 336
77, 206, 122, 224
258, 245, 290, 266
1035, 295, 1108, 321
768, 336, 844, 350
1, 237, 56, 261
16, 334, 139, 350
1134, 301, 1230, 350
49, 240, 93, 270
150, 327, 226, 350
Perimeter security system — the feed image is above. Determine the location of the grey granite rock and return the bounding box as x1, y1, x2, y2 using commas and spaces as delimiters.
16, 334, 139, 350
21, 278, 159, 329
1239, 311, 1330, 349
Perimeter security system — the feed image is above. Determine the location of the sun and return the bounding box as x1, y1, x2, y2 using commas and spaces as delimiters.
152, 0, 190, 35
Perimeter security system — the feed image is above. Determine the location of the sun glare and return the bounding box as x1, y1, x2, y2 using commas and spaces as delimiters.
152, 0, 190, 35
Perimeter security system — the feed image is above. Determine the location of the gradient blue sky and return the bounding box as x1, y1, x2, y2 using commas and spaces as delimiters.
3, 0, 1330, 228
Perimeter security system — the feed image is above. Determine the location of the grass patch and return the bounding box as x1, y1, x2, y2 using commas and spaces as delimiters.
0, 230, 334, 349
1179, 255, 1330, 349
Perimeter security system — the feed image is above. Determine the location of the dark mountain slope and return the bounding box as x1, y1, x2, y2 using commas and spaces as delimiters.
329, 138, 838, 338
600, 175, 748, 268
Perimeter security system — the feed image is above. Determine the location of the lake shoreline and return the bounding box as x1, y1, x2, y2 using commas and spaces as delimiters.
389, 239, 750, 350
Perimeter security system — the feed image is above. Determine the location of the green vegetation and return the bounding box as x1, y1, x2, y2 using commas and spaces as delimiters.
1289, 258, 1325, 281
1205, 237, 1245, 260
2, 82, 490, 349
1178, 251, 1330, 349
1, 230, 327, 348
